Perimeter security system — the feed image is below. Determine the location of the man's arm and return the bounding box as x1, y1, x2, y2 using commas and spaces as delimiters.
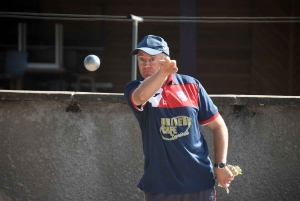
132, 69, 168, 106
132, 57, 178, 106
207, 115, 233, 188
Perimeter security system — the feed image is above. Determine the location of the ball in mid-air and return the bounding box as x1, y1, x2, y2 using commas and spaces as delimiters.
84, 55, 100, 71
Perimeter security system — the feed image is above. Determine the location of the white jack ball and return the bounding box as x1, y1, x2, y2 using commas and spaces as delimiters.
84, 55, 100, 71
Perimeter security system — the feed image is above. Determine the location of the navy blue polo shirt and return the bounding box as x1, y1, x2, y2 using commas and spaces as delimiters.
124, 73, 219, 194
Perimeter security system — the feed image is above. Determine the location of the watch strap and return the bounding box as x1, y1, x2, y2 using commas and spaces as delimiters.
214, 162, 226, 168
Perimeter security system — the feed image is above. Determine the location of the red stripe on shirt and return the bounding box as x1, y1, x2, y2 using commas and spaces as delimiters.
199, 112, 220, 125
130, 89, 145, 111
156, 83, 199, 108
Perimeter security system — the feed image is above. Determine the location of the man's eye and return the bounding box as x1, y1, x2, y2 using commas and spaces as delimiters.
150, 58, 155, 61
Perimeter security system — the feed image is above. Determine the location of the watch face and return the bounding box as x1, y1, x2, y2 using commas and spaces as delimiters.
214, 162, 226, 168
219, 162, 225, 168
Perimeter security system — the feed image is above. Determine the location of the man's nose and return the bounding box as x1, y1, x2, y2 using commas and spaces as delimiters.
142, 60, 151, 67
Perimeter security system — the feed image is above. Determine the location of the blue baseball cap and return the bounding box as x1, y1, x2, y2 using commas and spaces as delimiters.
131, 35, 170, 56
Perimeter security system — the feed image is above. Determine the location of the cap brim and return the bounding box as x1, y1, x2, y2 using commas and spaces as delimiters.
131, 47, 162, 56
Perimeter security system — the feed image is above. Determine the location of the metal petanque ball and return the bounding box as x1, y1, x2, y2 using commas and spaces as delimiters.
84, 54, 100, 71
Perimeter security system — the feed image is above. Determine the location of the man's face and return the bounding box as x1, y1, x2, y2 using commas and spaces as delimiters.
137, 50, 165, 78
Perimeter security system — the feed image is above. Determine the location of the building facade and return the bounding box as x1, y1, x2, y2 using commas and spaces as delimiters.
0, 0, 299, 95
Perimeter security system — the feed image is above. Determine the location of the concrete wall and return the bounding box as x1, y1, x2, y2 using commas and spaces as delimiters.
0, 90, 299, 201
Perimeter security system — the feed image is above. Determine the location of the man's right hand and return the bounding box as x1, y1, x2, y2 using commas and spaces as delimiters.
158, 56, 178, 76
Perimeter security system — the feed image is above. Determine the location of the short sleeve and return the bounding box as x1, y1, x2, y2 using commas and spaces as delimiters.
124, 79, 145, 111
197, 82, 219, 125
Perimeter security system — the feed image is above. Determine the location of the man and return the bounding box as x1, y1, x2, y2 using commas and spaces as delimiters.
124, 35, 233, 201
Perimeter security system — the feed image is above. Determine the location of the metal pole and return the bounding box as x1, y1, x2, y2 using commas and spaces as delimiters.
59, 24, 63, 68
55, 23, 59, 66
131, 20, 138, 80
128, 14, 143, 81
23, 24, 26, 52
18, 23, 22, 51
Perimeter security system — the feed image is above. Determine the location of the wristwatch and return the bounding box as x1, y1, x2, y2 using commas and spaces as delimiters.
214, 162, 226, 169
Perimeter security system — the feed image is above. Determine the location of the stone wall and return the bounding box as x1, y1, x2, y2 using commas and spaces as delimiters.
0, 91, 299, 201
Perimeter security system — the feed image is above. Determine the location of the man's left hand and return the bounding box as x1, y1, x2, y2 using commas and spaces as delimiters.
214, 166, 233, 188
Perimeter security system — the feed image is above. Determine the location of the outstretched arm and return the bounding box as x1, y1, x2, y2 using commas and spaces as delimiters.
132, 57, 178, 106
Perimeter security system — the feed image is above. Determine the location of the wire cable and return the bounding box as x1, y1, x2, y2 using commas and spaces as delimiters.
0, 11, 127, 19
141, 15, 300, 23
0, 12, 300, 23
0, 15, 132, 22
142, 19, 300, 23
141, 16, 300, 20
